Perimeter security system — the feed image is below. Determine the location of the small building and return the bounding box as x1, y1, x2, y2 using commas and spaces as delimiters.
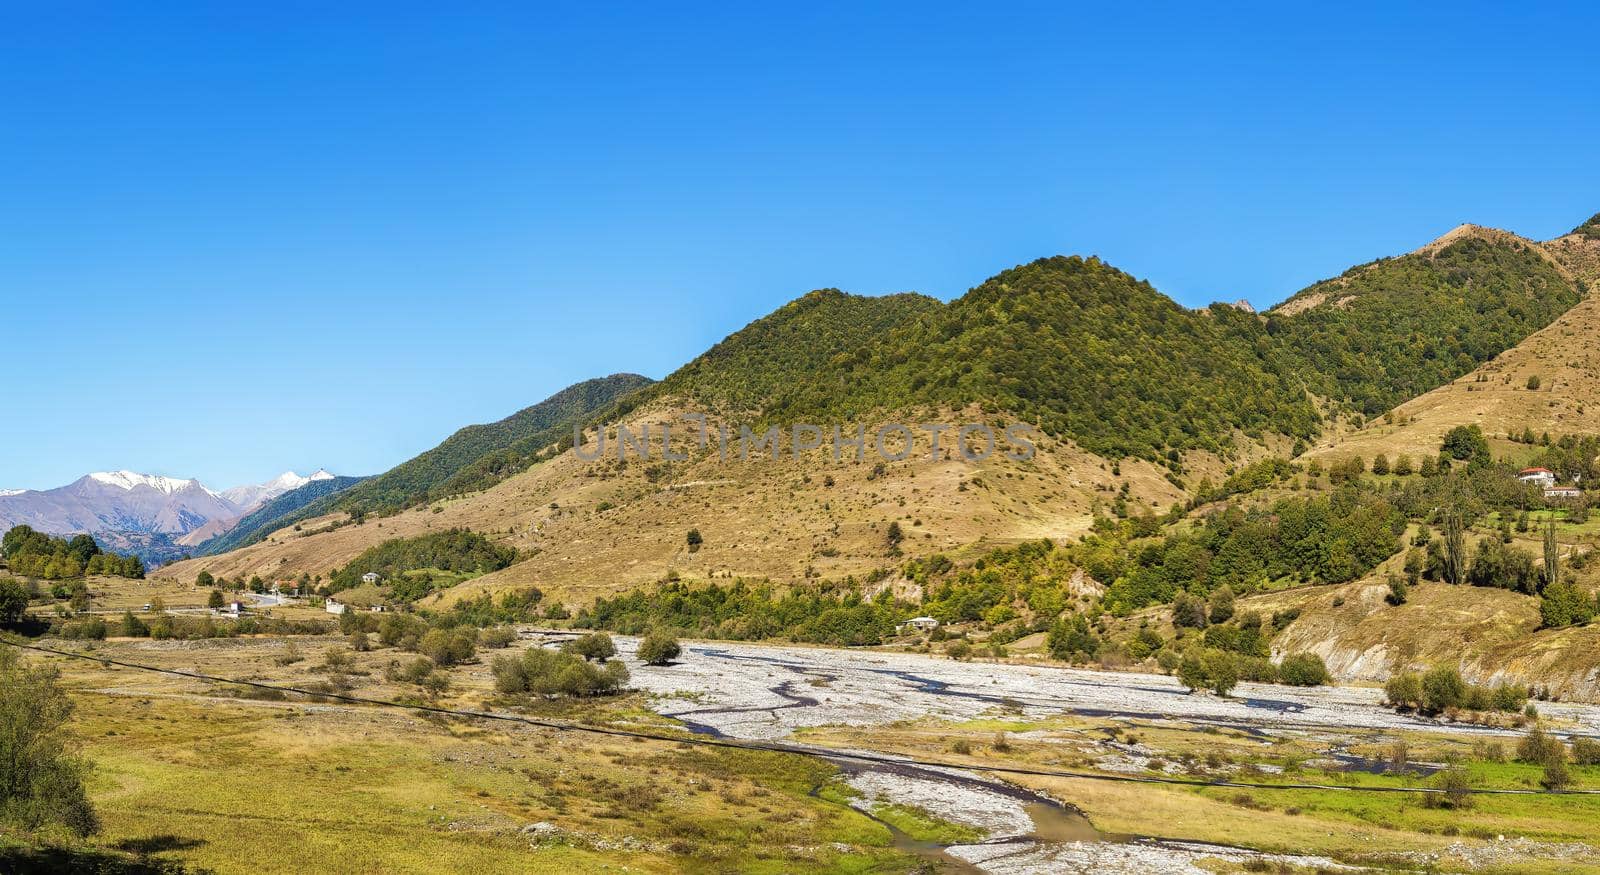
325, 599, 347, 616
368, 604, 387, 613
901, 616, 940, 633
1519, 467, 1557, 488
1546, 486, 1583, 501
361, 572, 381, 585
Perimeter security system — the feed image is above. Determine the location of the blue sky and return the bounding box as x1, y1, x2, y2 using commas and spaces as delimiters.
4, 2, 1597, 491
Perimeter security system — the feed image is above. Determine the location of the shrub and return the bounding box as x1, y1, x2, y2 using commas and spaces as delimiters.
0, 578, 28, 626
478, 626, 516, 649
637, 631, 681, 665
492, 647, 627, 698
563, 632, 617, 662
0, 647, 99, 836
1421, 665, 1468, 713
1277, 653, 1331, 686
1385, 672, 1423, 710
418, 628, 477, 667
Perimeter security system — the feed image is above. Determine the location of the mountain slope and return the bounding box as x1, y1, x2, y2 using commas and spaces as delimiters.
317, 373, 653, 518
220, 470, 335, 513
166, 213, 1596, 601
195, 474, 367, 557
1268, 225, 1582, 417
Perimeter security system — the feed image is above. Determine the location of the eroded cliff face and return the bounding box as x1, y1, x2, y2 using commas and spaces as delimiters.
1252, 579, 1600, 702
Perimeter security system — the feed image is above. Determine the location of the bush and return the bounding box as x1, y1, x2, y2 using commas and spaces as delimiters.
492, 647, 627, 698
478, 626, 516, 648
637, 631, 681, 665
0, 647, 99, 836
1421, 665, 1468, 713
0, 578, 28, 626
418, 628, 477, 667
1278, 653, 1331, 686
563, 632, 616, 662
1385, 672, 1423, 710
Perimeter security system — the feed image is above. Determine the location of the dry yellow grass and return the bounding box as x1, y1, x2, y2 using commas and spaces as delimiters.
160, 402, 1273, 606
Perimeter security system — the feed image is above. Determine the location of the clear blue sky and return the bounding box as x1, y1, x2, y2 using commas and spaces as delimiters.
4, 2, 1597, 491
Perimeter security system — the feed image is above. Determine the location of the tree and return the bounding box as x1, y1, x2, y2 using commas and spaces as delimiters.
119, 610, 148, 638
0, 579, 27, 626
1442, 511, 1467, 585
885, 522, 904, 553
1527, 375, 1542, 391
1207, 586, 1236, 625
0, 646, 99, 837
1385, 672, 1423, 710
1441, 425, 1491, 465
1201, 649, 1239, 696
1371, 454, 1390, 476
207, 589, 225, 609
67, 583, 90, 614
1393, 454, 1414, 476
1171, 591, 1207, 628
1278, 652, 1331, 686
196, 570, 215, 588
685, 529, 703, 552
637, 631, 681, 665
1421, 665, 1467, 713
564, 632, 616, 662
1385, 574, 1409, 606
1544, 518, 1561, 591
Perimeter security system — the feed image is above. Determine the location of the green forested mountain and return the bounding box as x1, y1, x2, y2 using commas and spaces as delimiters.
196, 475, 366, 557
324, 373, 653, 517
648, 288, 941, 413
646, 230, 1585, 463
1268, 234, 1581, 415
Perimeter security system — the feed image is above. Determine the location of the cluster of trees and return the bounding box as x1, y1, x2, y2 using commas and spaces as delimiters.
1267, 236, 1580, 417
1383, 664, 1528, 716
61, 611, 330, 641
326, 529, 517, 598
1, 526, 143, 580
578, 578, 904, 646
1101, 485, 1406, 613
492, 640, 629, 698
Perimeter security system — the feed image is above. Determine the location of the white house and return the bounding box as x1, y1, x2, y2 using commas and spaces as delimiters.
361, 572, 381, 585
325, 599, 347, 616
1546, 486, 1583, 501
901, 616, 940, 633
1519, 467, 1557, 488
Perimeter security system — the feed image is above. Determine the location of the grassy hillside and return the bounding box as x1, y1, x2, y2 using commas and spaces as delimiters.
327, 373, 652, 517
173, 216, 1596, 616
196, 475, 365, 557
1270, 227, 1582, 417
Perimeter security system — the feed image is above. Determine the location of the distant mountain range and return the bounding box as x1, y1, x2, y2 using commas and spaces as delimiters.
0, 469, 346, 566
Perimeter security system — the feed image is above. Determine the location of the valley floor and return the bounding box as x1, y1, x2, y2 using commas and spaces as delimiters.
14, 631, 1600, 874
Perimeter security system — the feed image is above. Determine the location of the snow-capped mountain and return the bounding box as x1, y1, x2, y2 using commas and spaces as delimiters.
0, 468, 338, 566
0, 472, 240, 539
219, 469, 336, 513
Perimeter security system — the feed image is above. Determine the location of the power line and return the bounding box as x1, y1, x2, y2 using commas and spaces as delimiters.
3, 637, 1594, 798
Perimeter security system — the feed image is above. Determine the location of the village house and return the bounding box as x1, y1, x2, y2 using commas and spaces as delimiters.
361, 572, 382, 585
898, 616, 940, 634
325, 599, 347, 616
1546, 486, 1583, 501
1519, 467, 1557, 488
